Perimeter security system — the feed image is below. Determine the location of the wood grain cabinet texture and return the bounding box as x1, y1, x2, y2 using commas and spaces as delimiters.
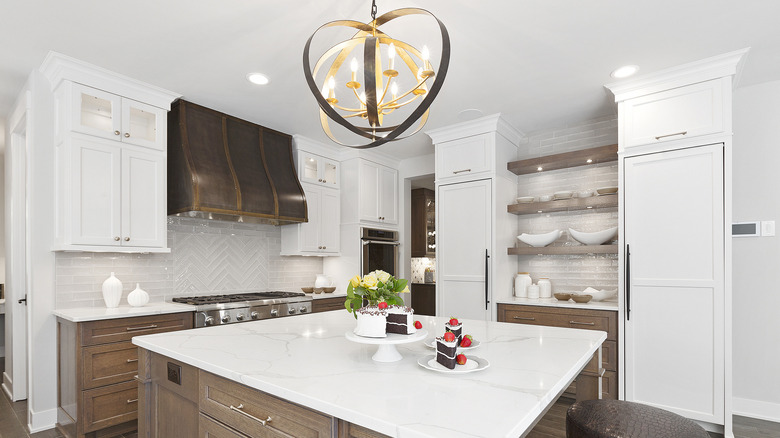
57, 313, 193, 438
497, 304, 618, 400
312, 296, 346, 313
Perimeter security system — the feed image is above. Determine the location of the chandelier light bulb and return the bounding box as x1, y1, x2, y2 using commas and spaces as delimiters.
351, 57, 359, 73
391, 82, 398, 99
388, 43, 396, 70
327, 76, 335, 90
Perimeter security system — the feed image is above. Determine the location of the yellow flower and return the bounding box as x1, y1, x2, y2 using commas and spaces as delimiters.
349, 275, 361, 288
401, 285, 410, 293
375, 270, 391, 283
361, 273, 378, 288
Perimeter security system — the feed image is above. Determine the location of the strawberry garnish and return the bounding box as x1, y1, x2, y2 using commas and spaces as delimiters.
443, 332, 456, 342
414, 320, 422, 329
456, 354, 467, 365
377, 301, 388, 310
449, 317, 459, 325
460, 337, 472, 348
464, 334, 473, 341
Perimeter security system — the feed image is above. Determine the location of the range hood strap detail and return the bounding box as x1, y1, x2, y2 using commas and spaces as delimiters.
222, 116, 242, 211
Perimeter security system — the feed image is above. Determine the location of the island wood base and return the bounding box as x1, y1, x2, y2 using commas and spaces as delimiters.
137, 350, 390, 438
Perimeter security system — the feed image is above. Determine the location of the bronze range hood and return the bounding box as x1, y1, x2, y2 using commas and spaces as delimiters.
168, 100, 307, 225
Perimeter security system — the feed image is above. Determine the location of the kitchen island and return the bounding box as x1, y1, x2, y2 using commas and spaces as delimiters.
132, 311, 605, 437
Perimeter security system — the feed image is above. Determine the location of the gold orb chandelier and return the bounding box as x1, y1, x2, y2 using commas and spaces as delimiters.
303, 1, 450, 149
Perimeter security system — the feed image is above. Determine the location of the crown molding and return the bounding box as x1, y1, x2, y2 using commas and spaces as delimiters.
425, 113, 525, 145
292, 134, 343, 158
605, 48, 750, 102
39, 51, 181, 109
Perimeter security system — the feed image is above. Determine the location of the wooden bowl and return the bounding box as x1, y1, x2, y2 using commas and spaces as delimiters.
571, 294, 593, 303
301, 287, 314, 293
323, 286, 336, 293
313, 287, 324, 294
553, 293, 572, 301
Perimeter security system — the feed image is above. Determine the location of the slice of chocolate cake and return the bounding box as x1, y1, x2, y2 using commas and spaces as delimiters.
436, 336, 458, 369
445, 321, 463, 346
385, 305, 417, 335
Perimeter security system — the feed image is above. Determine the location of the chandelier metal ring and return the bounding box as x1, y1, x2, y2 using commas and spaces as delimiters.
303, 7, 450, 149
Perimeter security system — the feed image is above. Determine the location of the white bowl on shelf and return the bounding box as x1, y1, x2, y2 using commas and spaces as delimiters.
581, 287, 618, 301
517, 230, 562, 247
516, 196, 535, 204
568, 227, 618, 245
553, 190, 573, 200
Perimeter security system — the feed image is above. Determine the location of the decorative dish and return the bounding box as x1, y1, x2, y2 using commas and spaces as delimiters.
571, 294, 593, 303
517, 230, 562, 247
553, 293, 572, 301
516, 196, 535, 204
417, 354, 490, 374
424, 338, 481, 350
553, 190, 573, 200
568, 227, 618, 245
596, 187, 618, 195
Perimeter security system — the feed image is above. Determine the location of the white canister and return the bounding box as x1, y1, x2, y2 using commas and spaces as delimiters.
127, 283, 150, 307
101, 272, 123, 308
314, 274, 332, 288
527, 283, 540, 299
514, 272, 532, 298
538, 277, 552, 298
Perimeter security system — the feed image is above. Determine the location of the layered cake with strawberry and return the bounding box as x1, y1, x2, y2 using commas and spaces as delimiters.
436, 331, 458, 369
385, 305, 417, 335
445, 317, 463, 346
353, 306, 388, 338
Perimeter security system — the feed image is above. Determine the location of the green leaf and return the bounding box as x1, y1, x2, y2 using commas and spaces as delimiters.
395, 278, 408, 292
346, 284, 354, 298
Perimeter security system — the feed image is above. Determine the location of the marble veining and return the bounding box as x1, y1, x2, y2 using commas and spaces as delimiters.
53, 302, 194, 322
132, 311, 605, 437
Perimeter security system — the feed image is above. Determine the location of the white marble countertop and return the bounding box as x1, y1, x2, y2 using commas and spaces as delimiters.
497, 296, 619, 311
53, 302, 194, 322
132, 311, 606, 438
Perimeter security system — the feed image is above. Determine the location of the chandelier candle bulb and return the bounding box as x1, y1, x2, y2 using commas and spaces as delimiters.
388, 43, 396, 71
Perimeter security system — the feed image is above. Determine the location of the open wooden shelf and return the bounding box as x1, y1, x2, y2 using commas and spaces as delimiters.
507, 144, 618, 176
508, 194, 618, 215
508, 244, 618, 255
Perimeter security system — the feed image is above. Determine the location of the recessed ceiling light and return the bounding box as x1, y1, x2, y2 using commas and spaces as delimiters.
610, 65, 639, 79
246, 73, 270, 85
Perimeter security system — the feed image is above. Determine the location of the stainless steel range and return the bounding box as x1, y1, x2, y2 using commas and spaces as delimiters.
172, 292, 312, 327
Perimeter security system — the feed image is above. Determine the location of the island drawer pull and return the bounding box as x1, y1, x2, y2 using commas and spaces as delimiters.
126, 324, 158, 331
654, 130, 687, 140
127, 399, 138, 404
230, 403, 272, 426
512, 316, 535, 321
126, 358, 138, 363
569, 320, 595, 326
452, 168, 471, 174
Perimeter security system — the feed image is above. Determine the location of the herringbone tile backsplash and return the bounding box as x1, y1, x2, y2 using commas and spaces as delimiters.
55, 217, 324, 308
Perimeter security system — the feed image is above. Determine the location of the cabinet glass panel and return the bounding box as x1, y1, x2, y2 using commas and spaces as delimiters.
128, 105, 157, 143
323, 162, 338, 185
304, 156, 319, 181
80, 93, 115, 134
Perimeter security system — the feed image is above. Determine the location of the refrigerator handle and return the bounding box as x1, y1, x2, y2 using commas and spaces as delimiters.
485, 249, 490, 310
625, 243, 631, 321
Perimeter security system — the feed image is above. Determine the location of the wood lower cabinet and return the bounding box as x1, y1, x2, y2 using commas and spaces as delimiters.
411, 283, 435, 316
497, 304, 619, 400
138, 351, 392, 438
312, 296, 346, 313
57, 312, 193, 438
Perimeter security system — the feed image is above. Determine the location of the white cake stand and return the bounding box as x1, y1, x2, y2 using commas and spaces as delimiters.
345, 329, 428, 362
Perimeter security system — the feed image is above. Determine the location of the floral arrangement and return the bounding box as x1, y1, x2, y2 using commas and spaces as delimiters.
345, 270, 409, 318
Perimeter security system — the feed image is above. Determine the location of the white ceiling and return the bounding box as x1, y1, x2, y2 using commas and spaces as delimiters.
1, 1, 779, 159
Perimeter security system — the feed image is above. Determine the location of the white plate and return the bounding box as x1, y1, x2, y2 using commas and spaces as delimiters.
424, 338, 481, 350
417, 354, 490, 374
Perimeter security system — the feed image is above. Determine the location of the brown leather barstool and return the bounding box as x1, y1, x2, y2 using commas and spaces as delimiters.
566, 400, 710, 438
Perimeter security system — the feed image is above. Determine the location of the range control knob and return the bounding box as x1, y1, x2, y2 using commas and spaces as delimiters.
299, 306, 308, 313
270, 309, 278, 317
204, 316, 215, 326
221, 315, 231, 323
236, 313, 245, 321
288, 307, 297, 315
250, 311, 259, 320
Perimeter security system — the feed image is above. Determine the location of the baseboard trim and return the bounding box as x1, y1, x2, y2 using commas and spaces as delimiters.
733, 397, 780, 423
28, 406, 58, 433
2, 371, 13, 400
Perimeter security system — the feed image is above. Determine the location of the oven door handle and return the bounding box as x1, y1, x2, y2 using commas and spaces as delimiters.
361, 240, 400, 246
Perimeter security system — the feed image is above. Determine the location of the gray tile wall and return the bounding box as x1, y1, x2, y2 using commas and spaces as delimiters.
55, 217, 324, 308
515, 116, 619, 294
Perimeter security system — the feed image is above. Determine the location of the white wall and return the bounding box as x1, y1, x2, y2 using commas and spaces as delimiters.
731, 79, 780, 422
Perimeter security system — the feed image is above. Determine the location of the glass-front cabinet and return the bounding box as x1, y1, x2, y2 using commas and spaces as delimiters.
298, 151, 340, 188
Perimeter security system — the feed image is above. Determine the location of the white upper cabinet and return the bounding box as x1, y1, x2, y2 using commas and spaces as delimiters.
359, 160, 398, 225
298, 151, 340, 188
69, 82, 167, 150
280, 183, 340, 256
435, 135, 492, 180
121, 148, 167, 248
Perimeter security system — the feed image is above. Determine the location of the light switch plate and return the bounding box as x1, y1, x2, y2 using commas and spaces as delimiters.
762, 221, 775, 237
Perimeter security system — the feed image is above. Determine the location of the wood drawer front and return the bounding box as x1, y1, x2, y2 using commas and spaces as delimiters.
81, 312, 193, 346
601, 370, 618, 400
338, 419, 391, 438
583, 340, 618, 373
201, 413, 250, 437
622, 79, 724, 148
82, 380, 138, 433
312, 297, 345, 313
499, 304, 617, 340
82, 341, 139, 389
200, 371, 334, 438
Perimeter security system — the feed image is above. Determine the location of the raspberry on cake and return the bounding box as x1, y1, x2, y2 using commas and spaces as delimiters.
353, 306, 387, 338
385, 305, 417, 335
436, 335, 458, 369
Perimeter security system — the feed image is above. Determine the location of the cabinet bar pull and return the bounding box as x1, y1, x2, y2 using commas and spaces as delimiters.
126, 358, 138, 363
229, 404, 272, 426
126, 324, 158, 331
452, 168, 471, 174
127, 399, 138, 404
626, 243, 631, 321
654, 130, 687, 140
512, 316, 535, 321
569, 320, 595, 326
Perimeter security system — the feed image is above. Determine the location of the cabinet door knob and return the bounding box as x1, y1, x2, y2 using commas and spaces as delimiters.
124, 132, 130, 138
124, 237, 130, 241
323, 246, 326, 249
322, 179, 326, 183
114, 130, 120, 136
318, 179, 322, 182
114, 236, 120, 241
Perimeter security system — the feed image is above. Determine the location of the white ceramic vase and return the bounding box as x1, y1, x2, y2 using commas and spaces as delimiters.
127, 283, 149, 307
314, 274, 332, 288
102, 272, 123, 308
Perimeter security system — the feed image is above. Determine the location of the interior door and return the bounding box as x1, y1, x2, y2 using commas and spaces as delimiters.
623, 144, 724, 423
437, 179, 491, 320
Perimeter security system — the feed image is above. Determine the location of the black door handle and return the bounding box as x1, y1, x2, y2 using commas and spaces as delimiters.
485, 249, 490, 310
18, 295, 27, 305
625, 244, 631, 321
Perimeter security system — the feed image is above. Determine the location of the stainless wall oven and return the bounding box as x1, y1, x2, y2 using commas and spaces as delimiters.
361, 228, 399, 276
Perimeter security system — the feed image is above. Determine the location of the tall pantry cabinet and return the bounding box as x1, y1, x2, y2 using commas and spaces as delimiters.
427, 114, 523, 321
607, 49, 747, 436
